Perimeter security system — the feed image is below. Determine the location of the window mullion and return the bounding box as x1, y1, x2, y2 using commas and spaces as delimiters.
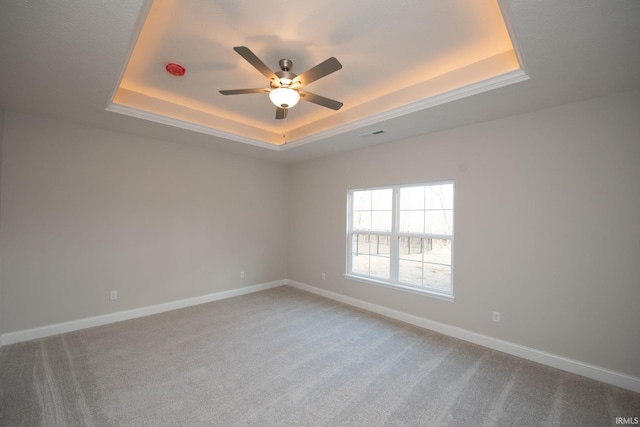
346, 191, 353, 275
389, 186, 400, 283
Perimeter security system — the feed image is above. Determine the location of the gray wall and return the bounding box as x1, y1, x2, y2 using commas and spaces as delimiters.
0, 112, 289, 333
288, 90, 640, 377
0, 108, 3, 335
1, 90, 639, 379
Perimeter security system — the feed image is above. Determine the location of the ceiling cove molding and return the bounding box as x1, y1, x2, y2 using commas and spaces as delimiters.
107, 68, 529, 153
106, 0, 154, 110
280, 68, 530, 150
497, 0, 529, 74
105, 103, 281, 151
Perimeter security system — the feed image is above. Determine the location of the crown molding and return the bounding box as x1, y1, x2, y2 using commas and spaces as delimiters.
281, 68, 530, 150
105, 103, 281, 151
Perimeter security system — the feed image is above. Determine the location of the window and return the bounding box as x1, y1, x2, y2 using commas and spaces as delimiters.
346, 181, 454, 299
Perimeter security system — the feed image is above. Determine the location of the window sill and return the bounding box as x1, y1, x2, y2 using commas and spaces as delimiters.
344, 274, 455, 302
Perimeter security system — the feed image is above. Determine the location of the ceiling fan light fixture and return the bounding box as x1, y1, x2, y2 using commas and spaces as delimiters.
269, 87, 300, 109
220, 47, 343, 119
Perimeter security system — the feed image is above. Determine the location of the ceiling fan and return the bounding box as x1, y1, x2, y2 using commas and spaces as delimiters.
219, 46, 343, 119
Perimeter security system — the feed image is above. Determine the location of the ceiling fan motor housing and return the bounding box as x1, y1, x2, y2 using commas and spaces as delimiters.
279, 59, 293, 71
274, 60, 297, 88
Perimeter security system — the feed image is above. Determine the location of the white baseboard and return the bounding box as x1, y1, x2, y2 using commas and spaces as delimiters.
0, 280, 286, 346
286, 279, 640, 393
3, 278, 639, 393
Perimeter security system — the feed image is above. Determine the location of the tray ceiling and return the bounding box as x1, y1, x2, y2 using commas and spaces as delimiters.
109, 0, 527, 151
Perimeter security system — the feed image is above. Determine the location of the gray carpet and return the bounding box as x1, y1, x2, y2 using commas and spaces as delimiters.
1, 286, 638, 426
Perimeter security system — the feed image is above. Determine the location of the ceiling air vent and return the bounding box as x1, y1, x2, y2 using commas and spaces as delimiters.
359, 129, 386, 137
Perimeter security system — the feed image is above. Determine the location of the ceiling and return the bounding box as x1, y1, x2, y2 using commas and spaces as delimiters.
111, 0, 523, 149
1, 0, 639, 163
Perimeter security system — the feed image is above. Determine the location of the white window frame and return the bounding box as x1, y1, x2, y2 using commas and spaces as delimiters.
345, 181, 455, 301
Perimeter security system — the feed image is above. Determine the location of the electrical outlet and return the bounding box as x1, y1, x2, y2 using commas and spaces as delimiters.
110, 290, 117, 300
240, 271, 245, 279
322, 273, 326, 280
492, 311, 501, 322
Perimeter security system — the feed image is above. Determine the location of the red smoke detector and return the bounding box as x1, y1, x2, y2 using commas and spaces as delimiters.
165, 63, 186, 76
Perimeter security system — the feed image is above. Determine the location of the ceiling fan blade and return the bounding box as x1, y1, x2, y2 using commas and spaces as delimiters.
219, 88, 269, 95
275, 107, 287, 119
299, 90, 343, 110
293, 57, 342, 86
233, 46, 278, 80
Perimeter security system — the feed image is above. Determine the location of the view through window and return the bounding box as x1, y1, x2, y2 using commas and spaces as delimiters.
347, 181, 454, 298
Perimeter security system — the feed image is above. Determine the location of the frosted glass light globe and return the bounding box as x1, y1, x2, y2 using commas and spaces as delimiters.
269, 87, 300, 109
